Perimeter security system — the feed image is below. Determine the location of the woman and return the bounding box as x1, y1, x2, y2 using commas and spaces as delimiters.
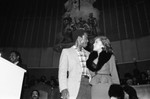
86, 36, 120, 99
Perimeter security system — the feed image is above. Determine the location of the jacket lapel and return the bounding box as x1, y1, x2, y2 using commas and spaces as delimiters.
70, 46, 81, 67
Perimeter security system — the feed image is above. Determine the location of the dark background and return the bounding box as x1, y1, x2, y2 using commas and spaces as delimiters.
0, 0, 149, 47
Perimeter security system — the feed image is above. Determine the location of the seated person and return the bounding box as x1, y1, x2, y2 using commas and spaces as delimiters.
109, 84, 138, 99
108, 84, 124, 99
139, 72, 148, 84
122, 85, 138, 99
29, 89, 48, 99
124, 73, 134, 85
31, 90, 40, 99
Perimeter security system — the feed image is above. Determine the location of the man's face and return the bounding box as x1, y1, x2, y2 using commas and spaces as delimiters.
32, 91, 39, 99
80, 33, 88, 48
9, 52, 19, 63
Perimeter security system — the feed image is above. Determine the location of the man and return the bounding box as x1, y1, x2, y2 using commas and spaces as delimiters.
58, 30, 91, 99
9, 50, 27, 70
9, 50, 28, 99
31, 90, 40, 99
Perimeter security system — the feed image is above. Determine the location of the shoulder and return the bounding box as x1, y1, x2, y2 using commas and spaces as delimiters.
111, 54, 115, 59
109, 54, 116, 62
17, 63, 27, 70
61, 47, 74, 54
83, 49, 90, 55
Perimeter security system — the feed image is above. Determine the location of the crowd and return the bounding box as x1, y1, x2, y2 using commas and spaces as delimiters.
121, 69, 150, 85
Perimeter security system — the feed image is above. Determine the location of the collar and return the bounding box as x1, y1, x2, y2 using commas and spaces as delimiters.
73, 45, 84, 52
14, 61, 19, 65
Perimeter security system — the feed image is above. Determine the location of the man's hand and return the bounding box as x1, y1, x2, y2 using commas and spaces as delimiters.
61, 89, 69, 99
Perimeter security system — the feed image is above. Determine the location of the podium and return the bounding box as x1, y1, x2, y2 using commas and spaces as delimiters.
0, 57, 26, 99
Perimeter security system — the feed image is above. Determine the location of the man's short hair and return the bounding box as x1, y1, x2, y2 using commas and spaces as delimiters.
72, 29, 86, 42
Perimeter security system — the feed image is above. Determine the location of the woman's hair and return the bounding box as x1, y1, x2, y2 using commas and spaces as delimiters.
94, 36, 113, 53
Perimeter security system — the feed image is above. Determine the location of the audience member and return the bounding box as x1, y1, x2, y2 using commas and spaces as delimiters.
108, 84, 124, 99
124, 73, 133, 85
109, 84, 138, 99
139, 71, 148, 84
122, 85, 138, 99
30, 90, 40, 99
132, 76, 138, 85
49, 76, 58, 88
133, 68, 140, 84
39, 75, 47, 84
147, 70, 150, 84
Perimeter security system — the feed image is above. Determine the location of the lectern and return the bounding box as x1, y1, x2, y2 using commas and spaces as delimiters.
0, 57, 26, 99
